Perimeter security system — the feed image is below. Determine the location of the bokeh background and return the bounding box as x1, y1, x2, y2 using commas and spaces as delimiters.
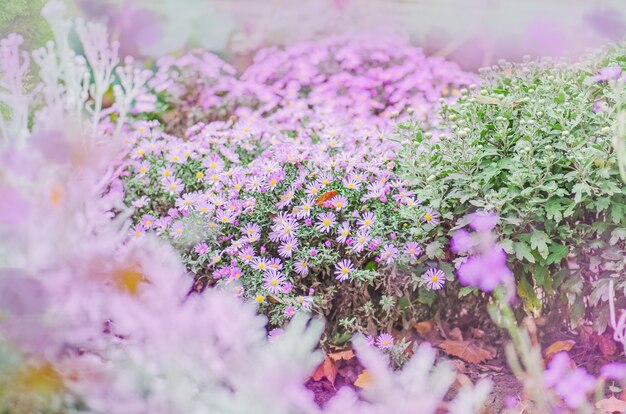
2, 0, 626, 69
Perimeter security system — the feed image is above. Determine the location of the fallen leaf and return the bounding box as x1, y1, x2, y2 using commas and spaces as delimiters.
311, 357, 338, 386
598, 334, 618, 357
315, 191, 338, 207
354, 369, 373, 389
544, 340, 575, 360
596, 396, 626, 413
450, 327, 463, 341
415, 321, 433, 336
328, 350, 355, 362
438, 340, 495, 364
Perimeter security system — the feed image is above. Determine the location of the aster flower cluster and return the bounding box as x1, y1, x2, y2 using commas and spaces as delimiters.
121, 112, 440, 333
0, 6, 490, 413
242, 34, 476, 128
139, 33, 476, 134
450, 212, 514, 294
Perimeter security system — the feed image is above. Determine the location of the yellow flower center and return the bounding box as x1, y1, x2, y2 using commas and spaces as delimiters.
256, 295, 264, 303
196, 172, 204, 179
323, 219, 331, 226
425, 213, 432, 221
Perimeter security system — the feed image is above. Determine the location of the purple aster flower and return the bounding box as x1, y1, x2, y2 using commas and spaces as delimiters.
450, 229, 475, 254
404, 241, 422, 258
194, 242, 209, 255
544, 352, 596, 409
600, 362, 626, 380
278, 236, 298, 258
380, 243, 399, 264
421, 207, 440, 225
263, 269, 287, 294
357, 211, 376, 229
284, 306, 296, 318
268, 328, 284, 341
352, 229, 371, 253
140, 214, 156, 229
592, 66, 623, 82
294, 259, 309, 276
422, 268, 446, 290
366, 335, 375, 347
315, 211, 337, 233
467, 211, 499, 232
251, 257, 271, 272
169, 221, 184, 238
268, 257, 283, 270
336, 221, 351, 243
376, 333, 394, 349
457, 245, 513, 292
329, 195, 349, 211
334, 259, 354, 281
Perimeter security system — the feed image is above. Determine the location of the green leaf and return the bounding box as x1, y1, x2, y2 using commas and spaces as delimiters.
364, 260, 378, 271
610, 228, 626, 245
572, 182, 591, 204
530, 230, 551, 260
458, 286, 478, 298
544, 200, 564, 222
518, 276, 542, 312
514, 241, 535, 263
417, 287, 436, 306
546, 244, 568, 265
425, 241, 443, 258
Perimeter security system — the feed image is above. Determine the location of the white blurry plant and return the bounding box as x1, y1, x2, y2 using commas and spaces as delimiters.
325, 338, 491, 414
0, 33, 34, 143
0, 2, 491, 413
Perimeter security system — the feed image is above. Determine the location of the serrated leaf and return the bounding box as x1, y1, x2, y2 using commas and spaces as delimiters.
425, 241, 443, 258
514, 241, 535, 263
530, 230, 551, 260
546, 244, 568, 265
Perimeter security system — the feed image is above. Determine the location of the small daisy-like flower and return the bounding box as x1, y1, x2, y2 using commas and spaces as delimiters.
263, 269, 287, 294
336, 221, 351, 244
140, 214, 156, 229
251, 257, 270, 272
330, 195, 349, 211
255, 294, 265, 303
404, 241, 422, 258
268, 257, 283, 270
422, 268, 446, 290
278, 236, 298, 258
294, 259, 309, 276
315, 212, 337, 233
216, 209, 235, 224
365, 335, 375, 347
268, 328, 284, 341
334, 259, 354, 281
169, 221, 184, 238
284, 306, 296, 318
194, 242, 209, 255
294, 196, 314, 219
352, 229, 371, 253
380, 243, 399, 264
357, 211, 376, 229
376, 333, 394, 349
422, 207, 440, 226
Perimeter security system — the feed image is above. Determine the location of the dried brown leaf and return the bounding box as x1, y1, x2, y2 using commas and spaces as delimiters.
543, 340, 575, 360
596, 396, 626, 413
328, 350, 355, 362
438, 340, 495, 364
354, 369, 373, 389
311, 356, 338, 386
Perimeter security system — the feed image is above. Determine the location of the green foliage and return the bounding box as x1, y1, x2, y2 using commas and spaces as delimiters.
397, 46, 626, 331
0, 0, 52, 50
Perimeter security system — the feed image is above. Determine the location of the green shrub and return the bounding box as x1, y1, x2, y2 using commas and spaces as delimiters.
397, 45, 626, 331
